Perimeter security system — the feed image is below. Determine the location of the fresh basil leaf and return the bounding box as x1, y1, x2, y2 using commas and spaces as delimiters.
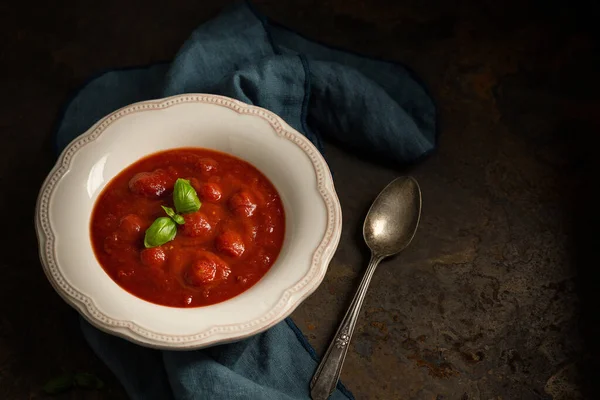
74, 372, 104, 390
144, 217, 177, 248
161, 205, 185, 225
173, 178, 201, 214
43, 373, 74, 394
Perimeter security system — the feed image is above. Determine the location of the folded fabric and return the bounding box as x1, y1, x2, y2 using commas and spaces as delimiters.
54, 2, 436, 399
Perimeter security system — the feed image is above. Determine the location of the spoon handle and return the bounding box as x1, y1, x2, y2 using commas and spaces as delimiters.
310, 253, 383, 400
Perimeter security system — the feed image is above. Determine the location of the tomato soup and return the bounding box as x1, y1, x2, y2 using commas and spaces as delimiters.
90, 148, 285, 307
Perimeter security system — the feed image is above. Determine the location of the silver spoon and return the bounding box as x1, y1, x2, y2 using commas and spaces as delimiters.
310, 176, 422, 400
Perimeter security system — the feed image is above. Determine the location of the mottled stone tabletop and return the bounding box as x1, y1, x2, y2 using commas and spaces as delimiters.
1, 0, 597, 399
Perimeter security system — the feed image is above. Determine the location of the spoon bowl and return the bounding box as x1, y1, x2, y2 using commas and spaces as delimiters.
363, 176, 422, 257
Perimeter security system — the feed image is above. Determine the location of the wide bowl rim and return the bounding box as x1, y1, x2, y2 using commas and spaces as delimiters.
35, 93, 342, 349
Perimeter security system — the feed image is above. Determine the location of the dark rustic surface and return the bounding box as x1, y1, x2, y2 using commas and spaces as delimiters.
1, 1, 597, 399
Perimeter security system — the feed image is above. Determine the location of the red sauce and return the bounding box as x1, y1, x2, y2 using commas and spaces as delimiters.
90, 148, 285, 307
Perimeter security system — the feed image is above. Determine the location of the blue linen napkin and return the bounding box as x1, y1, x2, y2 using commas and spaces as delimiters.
54, 2, 436, 399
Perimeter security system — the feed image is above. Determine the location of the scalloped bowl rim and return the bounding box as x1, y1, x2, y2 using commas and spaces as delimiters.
35, 94, 342, 349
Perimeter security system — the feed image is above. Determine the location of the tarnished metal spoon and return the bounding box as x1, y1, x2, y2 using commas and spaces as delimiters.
310, 176, 422, 400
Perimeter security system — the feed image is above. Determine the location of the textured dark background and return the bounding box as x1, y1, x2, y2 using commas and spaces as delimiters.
1, 0, 598, 399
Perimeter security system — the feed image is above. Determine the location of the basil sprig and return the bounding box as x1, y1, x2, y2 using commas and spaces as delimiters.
173, 178, 201, 214
144, 217, 177, 248
161, 205, 185, 225
143, 178, 202, 248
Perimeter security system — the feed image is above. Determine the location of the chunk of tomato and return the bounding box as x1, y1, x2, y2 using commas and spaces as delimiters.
103, 231, 126, 254
198, 182, 222, 202
118, 214, 144, 240
229, 191, 257, 217
140, 247, 167, 267
181, 212, 212, 238
129, 169, 173, 198
215, 230, 245, 258
185, 252, 230, 286
188, 179, 222, 203
197, 157, 218, 174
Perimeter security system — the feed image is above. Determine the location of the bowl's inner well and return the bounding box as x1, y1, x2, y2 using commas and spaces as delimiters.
89, 147, 286, 308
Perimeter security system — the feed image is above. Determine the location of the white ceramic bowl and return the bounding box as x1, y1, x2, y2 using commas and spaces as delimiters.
35, 94, 342, 349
